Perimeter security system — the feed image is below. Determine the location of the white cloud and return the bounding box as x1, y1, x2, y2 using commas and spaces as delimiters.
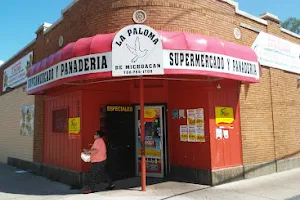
0, 60, 4, 66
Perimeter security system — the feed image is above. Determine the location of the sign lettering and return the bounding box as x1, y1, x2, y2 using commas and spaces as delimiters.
164, 50, 260, 79
3, 52, 33, 92
27, 53, 111, 91
106, 106, 133, 112
252, 32, 300, 74
112, 24, 164, 77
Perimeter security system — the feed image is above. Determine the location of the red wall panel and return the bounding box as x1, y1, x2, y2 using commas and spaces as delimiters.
44, 91, 82, 172
208, 82, 243, 169
43, 79, 242, 173
168, 80, 211, 169
130, 80, 168, 104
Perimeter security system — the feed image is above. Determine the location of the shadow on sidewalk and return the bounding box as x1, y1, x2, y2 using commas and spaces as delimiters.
0, 162, 169, 196
0, 162, 80, 196
286, 195, 300, 200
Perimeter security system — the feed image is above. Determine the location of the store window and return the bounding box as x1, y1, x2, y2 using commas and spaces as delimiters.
52, 108, 68, 133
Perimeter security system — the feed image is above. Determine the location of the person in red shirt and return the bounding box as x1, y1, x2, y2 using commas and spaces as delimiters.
83, 130, 114, 194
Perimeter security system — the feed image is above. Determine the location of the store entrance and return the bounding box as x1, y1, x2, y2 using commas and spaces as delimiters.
105, 105, 136, 181
135, 105, 167, 178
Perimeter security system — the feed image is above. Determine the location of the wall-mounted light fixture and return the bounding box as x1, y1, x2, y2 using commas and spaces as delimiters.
297, 77, 300, 88
216, 83, 222, 89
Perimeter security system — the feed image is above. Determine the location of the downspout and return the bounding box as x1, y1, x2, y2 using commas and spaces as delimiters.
269, 68, 278, 172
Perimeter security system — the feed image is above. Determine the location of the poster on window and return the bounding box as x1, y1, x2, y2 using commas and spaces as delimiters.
137, 107, 163, 174
20, 104, 34, 136
137, 136, 162, 173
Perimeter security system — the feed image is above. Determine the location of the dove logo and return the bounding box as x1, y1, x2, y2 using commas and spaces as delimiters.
126, 37, 148, 63
112, 24, 164, 77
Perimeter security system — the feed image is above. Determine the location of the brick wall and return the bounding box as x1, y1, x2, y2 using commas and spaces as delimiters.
239, 14, 300, 166
42, 0, 261, 57
0, 43, 38, 163
33, 95, 44, 162
265, 21, 300, 161
0, 87, 35, 163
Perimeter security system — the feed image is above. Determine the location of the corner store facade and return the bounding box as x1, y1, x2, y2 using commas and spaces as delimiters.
1, 0, 300, 186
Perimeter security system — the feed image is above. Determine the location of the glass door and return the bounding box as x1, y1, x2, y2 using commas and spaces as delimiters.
135, 105, 165, 178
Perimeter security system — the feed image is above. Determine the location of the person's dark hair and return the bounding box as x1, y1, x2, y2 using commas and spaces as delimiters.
96, 130, 105, 137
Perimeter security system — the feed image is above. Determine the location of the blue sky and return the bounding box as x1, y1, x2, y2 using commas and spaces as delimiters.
237, 0, 299, 21
0, 0, 299, 65
0, 0, 72, 65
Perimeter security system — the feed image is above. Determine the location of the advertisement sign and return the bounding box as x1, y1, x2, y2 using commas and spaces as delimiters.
187, 108, 204, 127
252, 32, 300, 74
187, 109, 196, 125
163, 50, 260, 80
20, 104, 34, 136
106, 105, 133, 112
195, 125, 205, 143
215, 107, 234, 127
137, 106, 163, 174
27, 52, 111, 91
68, 117, 80, 134
180, 125, 188, 142
137, 137, 162, 173
3, 52, 33, 92
188, 125, 196, 142
144, 108, 158, 122
112, 24, 164, 77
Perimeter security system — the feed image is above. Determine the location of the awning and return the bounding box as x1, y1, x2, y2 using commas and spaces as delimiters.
27, 30, 260, 95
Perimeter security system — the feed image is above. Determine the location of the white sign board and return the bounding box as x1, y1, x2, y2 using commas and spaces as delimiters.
112, 24, 164, 77
252, 32, 300, 74
163, 50, 260, 80
3, 52, 33, 92
27, 53, 111, 91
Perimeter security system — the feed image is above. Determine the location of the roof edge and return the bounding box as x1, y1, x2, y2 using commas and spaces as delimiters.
259, 12, 281, 23
281, 27, 300, 39
218, 0, 268, 25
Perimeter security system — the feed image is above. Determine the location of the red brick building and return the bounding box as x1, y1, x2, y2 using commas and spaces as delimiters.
1, 0, 300, 187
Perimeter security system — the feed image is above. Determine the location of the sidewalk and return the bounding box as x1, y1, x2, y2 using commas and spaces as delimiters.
1, 162, 300, 200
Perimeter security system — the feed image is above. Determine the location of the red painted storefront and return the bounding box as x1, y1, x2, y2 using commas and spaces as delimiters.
43, 78, 242, 172
27, 25, 258, 185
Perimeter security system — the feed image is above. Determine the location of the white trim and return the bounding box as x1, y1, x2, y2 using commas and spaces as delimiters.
240, 22, 261, 33
219, 1, 300, 40
237, 10, 267, 25
281, 28, 300, 39
35, 22, 52, 34
0, 39, 35, 68
61, 0, 79, 14
44, 18, 63, 35
43, 22, 52, 29
259, 12, 280, 23
218, 0, 268, 25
